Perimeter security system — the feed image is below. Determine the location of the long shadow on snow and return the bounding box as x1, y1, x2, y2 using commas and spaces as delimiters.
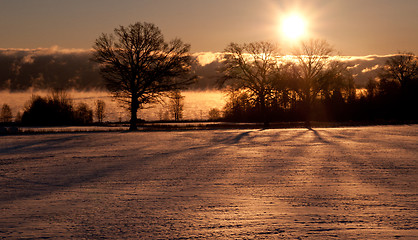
0, 129, 329, 201
0, 159, 126, 202
0, 131, 250, 203
318, 128, 418, 189
0, 135, 156, 202
0, 134, 87, 154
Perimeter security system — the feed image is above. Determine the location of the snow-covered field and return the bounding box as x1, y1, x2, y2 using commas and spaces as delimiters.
1, 125, 417, 239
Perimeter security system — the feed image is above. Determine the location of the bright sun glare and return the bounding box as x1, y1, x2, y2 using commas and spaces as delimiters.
281, 15, 306, 40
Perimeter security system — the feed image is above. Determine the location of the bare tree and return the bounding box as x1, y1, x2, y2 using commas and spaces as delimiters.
92, 22, 194, 130
220, 41, 280, 127
95, 100, 106, 123
1, 104, 13, 123
168, 90, 184, 121
291, 39, 349, 125
379, 52, 418, 92
15, 111, 22, 123
376, 52, 418, 119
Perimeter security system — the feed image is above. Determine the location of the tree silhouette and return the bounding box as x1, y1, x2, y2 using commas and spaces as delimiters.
168, 90, 184, 121
377, 52, 418, 119
208, 108, 221, 121
74, 103, 93, 125
1, 104, 13, 123
379, 52, 418, 91
220, 41, 280, 127
95, 100, 106, 123
21, 91, 74, 126
92, 22, 194, 130
290, 39, 349, 125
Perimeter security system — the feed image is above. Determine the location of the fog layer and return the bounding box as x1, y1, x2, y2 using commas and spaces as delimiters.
0, 48, 395, 91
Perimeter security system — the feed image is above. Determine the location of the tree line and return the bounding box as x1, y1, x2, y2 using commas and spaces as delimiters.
91, 22, 417, 130
1, 21, 417, 129
219, 41, 418, 126
1, 91, 107, 126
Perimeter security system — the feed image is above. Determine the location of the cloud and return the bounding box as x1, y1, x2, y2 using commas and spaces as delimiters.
338, 54, 395, 62
22, 55, 35, 64
330, 54, 395, 86
362, 64, 380, 73
347, 64, 359, 70
193, 52, 223, 66
0, 47, 100, 90
0, 48, 399, 90
0, 46, 91, 55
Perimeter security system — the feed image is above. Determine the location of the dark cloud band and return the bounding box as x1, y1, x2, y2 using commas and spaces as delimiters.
0, 48, 398, 91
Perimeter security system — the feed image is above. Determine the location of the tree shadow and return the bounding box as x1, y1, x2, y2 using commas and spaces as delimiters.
0, 134, 87, 154
0, 158, 124, 202
309, 128, 332, 145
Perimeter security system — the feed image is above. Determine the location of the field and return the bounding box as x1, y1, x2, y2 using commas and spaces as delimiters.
1, 125, 417, 239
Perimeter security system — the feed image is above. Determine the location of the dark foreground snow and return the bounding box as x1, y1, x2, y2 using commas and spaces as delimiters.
1, 125, 417, 239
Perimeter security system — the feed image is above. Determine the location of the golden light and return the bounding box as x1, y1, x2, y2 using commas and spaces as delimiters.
281, 14, 306, 40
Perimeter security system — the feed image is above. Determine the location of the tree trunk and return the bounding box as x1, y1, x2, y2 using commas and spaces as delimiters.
304, 95, 311, 129
129, 97, 138, 131
260, 96, 269, 128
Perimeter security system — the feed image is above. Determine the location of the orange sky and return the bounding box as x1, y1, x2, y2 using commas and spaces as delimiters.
1, 0, 417, 55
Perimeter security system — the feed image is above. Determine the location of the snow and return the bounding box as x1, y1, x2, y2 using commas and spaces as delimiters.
1, 125, 417, 239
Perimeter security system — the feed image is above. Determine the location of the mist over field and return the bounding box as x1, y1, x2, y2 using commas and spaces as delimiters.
0, 89, 225, 122
0, 48, 393, 91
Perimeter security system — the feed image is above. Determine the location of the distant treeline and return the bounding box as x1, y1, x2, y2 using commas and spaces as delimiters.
0, 90, 108, 126
0, 49, 395, 91
1, 48, 417, 125
221, 49, 418, 123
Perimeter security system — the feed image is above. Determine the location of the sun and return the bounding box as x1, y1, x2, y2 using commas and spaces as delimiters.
281, 14, 306, 40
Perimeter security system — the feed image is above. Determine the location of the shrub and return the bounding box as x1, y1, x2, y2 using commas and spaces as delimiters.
208, 108, 221, 121
74, 103, 93, 125
22, 95, 73, 126
21, 91, 93, 126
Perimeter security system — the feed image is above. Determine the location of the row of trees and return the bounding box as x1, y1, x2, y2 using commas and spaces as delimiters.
220, 40, 355, 126
220, 46, 417, 125
0, 93, 107, 126
219, 39, 356, 127
362, 53, 418, 120
1, 89, 189, 125
7, 22, 416, 128
91, 22, 417, 130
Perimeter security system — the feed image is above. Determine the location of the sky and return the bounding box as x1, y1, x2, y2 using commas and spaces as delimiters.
0, 0, 417, 55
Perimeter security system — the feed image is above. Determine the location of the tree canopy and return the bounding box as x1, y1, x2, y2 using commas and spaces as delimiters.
92, 22, 194, 130
220, 41, 281, 126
